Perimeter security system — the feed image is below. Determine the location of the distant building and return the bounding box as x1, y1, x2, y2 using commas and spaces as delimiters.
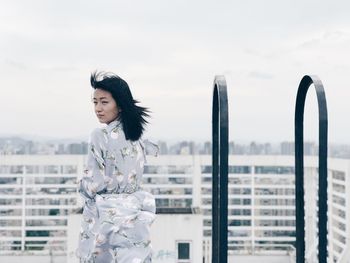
0, 154, 350, 262
157, 141, 168, 155
178, 141, 195, 155
249, 141, 261, 154
57, 143, 66, 155
229, 141, 235, 155
280, 141, 319, 156
202, 141, 212, 155
232, 143, 246, 155
67, 142, 87, 155
304, 141, 317, 155
280, 141, 294, 155
263, 143, 272, 155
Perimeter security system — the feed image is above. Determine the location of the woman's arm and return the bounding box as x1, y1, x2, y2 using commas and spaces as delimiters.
78, 128, 107, 203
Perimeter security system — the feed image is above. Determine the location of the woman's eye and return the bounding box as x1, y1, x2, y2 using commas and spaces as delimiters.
93, 101, 97, 104
102, 101, 108, 104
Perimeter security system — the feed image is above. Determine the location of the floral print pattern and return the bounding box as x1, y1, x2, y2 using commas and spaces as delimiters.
76, 119, 159, 263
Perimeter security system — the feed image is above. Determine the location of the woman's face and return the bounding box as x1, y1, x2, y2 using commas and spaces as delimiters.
93, 89, 119, 124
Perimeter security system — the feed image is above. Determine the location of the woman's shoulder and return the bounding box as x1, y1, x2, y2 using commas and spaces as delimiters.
89, 127, 107, 144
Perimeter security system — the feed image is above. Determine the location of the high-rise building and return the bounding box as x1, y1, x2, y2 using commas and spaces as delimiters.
0, 154, 349, 262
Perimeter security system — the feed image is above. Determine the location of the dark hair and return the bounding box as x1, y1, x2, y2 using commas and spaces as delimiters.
90, 71, 150, 141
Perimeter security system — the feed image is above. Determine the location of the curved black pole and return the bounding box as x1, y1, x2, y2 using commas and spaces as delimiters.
212, 75, 229, 263
295, 75, 328, 263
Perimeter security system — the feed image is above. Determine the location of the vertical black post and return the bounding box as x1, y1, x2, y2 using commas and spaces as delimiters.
295, 75, 328, 263
212, 75, 229, 263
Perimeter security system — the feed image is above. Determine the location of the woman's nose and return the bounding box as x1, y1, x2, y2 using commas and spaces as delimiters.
95, 103, 102, 112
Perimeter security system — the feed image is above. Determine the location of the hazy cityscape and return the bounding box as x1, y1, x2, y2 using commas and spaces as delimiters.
2, 135, 350, 158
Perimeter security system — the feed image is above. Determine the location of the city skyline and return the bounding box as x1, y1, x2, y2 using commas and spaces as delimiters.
1, 1, 350, 143
3, 135, 350, 159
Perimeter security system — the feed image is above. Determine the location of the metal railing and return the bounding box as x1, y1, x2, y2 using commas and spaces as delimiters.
294, 75, 328, 263
212, 75, 229, 263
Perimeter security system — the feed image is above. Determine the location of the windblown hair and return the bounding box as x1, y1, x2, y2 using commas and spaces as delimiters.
90, 71, 150, 141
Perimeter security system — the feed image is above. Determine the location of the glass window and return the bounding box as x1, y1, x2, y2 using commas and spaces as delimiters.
177, 241, 190, 261
201, 165, 251, 174
255, 166, 294, 174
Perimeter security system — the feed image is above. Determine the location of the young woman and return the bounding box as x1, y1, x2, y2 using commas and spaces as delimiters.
76, 71, 159, 263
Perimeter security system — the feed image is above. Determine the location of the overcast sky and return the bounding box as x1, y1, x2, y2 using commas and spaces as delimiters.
1, 0, 350, 143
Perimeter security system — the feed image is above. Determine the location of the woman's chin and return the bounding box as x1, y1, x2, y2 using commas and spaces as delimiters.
97, 118, 106, 124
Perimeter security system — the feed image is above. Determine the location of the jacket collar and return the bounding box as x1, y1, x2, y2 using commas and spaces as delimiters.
105, 118, 122, 133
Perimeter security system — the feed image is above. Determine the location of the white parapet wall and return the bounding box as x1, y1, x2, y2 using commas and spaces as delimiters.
66, 214, 80, 263
0, 254, 66, 263
228, 254, 292, 263
150, 213, 203, 263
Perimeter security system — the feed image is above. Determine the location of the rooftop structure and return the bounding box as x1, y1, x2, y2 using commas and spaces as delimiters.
0, 154, 349, 262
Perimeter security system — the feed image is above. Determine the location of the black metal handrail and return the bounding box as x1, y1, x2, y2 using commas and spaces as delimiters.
294, 75, 328, 263
212, 75, 229, 263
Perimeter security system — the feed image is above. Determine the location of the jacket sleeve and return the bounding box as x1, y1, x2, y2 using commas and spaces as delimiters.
78, 128, 107, 203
